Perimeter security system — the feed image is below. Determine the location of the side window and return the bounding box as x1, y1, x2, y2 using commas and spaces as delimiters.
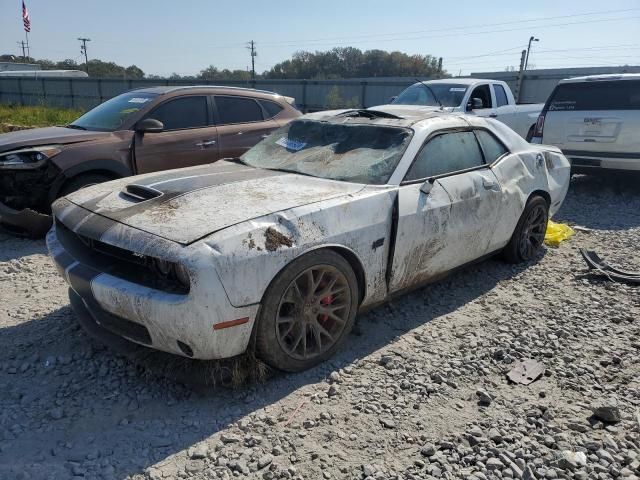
259, 99, 284, 119
216, 96, 264, 124
494, 85, 509, 107
475, 130, 508, 163
147, 96, 208, 130
405, 131, 485, 181
469, 84, 493, 109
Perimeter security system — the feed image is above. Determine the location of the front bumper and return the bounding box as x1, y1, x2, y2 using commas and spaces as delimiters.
0, 201, 52, 237
46, 211, 259, 360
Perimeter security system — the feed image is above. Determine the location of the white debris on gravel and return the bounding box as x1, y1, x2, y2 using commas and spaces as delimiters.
0, 175, 639, 480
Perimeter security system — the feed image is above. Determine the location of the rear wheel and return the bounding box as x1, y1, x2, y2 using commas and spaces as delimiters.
502, 196, 549, 263
255, 250, 359, 372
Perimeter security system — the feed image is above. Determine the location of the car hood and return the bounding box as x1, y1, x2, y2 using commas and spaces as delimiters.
0, 126, 110, 153
64, 160, 366, 245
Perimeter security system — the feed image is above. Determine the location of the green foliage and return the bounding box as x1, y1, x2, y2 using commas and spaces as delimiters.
198, 65, 252, 81
0, 55, 145, 79
0, 104, 83, 127
326, 86, 360, 109
265, 47, 445, 79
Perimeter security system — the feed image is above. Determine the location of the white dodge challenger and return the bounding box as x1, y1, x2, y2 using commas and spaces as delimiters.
47, 107, 570, 372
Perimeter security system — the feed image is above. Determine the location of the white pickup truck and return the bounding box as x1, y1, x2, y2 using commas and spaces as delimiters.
381, 78, 543, 140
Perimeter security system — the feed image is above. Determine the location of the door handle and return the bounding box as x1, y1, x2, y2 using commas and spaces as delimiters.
489, 113, 498, 118
195, 140, 217, 148
482, 178, 499, 190
261, 134, 269, 139
236, 131, 244, 135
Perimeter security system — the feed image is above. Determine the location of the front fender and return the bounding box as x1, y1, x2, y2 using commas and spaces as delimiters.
202, 188, 396, 308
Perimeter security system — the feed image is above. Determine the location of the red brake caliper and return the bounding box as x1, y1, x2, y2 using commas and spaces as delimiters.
318, 280, 334, 326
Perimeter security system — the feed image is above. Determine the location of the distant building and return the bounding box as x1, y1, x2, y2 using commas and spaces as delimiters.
0, 62, 41, 72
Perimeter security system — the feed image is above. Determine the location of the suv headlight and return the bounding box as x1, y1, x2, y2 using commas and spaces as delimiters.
0, 145, 62, 169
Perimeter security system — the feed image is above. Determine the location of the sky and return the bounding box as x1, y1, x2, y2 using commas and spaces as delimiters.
1, 0, 640, 77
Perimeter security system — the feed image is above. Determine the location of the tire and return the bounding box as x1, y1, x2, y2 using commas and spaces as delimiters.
255, 250, 359, 372
502, 195, 549, 264
58, 173, 114, 198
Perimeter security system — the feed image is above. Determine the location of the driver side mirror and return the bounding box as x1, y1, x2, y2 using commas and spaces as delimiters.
136, 118, 164, 133
419, 178, 435, 195
466, 97, 483, 111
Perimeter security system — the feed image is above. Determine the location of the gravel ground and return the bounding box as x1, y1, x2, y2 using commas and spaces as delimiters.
1, 174, 639, 480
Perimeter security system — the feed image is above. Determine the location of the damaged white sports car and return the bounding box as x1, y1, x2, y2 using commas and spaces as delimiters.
47, 108, 570, 372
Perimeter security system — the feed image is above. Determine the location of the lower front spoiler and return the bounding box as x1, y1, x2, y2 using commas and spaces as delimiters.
69, 288, 153, 357
0, 201, 52, 237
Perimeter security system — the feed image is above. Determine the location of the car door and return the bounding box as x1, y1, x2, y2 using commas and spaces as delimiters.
467, 83, 497, 119
214, 95, 280, 159
388, 130, 503, 293
134, 95, 219, 174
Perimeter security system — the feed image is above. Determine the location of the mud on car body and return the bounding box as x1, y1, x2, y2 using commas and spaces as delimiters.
0, 86, 300, 237
47, 107, 570, 372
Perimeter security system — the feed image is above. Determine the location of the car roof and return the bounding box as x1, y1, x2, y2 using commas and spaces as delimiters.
410, 78, 498, 87
559, 73, 640, 84
302, 106, 466, 128
130, 85, 284, 98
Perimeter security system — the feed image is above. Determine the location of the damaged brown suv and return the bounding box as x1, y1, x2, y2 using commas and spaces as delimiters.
0, 86, 301, 236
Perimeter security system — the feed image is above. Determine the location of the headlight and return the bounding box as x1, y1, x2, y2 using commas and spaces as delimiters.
151, 258, 190, 290
0, 145, 62, 169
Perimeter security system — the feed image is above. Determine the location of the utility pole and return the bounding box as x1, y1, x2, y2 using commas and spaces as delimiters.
247, 40, 257, 83
17, 41, 27, 61
78, 37, 91, 74
515, 49, 527, 103
437, 57, 443, 75
524, 36, 539, 71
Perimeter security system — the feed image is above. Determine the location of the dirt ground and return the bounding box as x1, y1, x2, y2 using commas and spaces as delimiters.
0, 174, 638, 480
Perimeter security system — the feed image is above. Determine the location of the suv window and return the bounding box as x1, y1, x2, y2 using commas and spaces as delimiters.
259, 99, 284, 119
475, 130, 508, 163
216, 96, 264, 124
405, 131, 485, 181
548, 80, 640, 111
494, 84, 509, 107
147, 96, 208, 130
469, 84, 493, 109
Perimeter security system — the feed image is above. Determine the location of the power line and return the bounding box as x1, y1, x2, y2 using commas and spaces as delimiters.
258, 8, 640, 47
258, 15, 640, 49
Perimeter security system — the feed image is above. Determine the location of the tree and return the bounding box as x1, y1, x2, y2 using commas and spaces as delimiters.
264, 47, 446, 79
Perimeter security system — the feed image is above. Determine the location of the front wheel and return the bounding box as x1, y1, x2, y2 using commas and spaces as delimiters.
255, 250, 359, 372
502, 196, 549, 263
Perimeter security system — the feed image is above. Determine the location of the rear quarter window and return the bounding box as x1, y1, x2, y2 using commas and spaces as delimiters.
548, 80, 640, 111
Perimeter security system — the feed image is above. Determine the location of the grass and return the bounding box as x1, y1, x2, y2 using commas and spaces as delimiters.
0, 104, 83, 127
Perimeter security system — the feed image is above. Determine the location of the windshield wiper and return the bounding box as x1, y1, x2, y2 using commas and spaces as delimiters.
414, 78, 443, 109
225, 157, 248, 165
264, 167, 318, 179
66, 124, 87, 130
338, 109, 403, 120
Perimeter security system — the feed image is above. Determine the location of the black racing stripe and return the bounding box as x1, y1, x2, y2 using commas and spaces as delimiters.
52, 250, 75, 278
60, 205, 93, 231
74, 213, 117, 240
67, 262, 101, 298
72, 167, 286, 229
145, 167, 284, 195
133, 161, 248, 188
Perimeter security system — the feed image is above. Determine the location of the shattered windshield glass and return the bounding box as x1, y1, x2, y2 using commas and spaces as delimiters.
241, 119, 413, 185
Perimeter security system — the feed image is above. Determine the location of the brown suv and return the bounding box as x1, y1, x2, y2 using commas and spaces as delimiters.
0, 86, 301, 236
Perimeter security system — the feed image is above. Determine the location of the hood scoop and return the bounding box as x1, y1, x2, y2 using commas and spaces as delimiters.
122, 184, 163, 202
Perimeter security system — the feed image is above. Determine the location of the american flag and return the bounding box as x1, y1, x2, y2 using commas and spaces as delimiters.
22, 1, 31, 33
